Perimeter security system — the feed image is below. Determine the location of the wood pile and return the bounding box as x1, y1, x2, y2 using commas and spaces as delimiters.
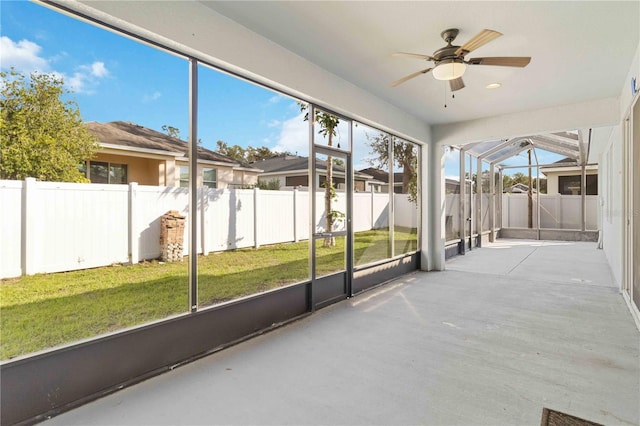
160, 210, 185, 262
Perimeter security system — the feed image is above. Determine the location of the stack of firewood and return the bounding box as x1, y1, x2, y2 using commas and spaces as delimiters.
160, 210, 185, 262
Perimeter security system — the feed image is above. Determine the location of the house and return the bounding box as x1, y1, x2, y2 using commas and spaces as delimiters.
504, 183, 535, 194
540, 157, 598, 195
357, 167, 403, 193
85, 121, 261, 188
255, 154, 375, 191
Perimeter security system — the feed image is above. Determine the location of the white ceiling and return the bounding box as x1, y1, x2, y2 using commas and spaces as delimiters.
201, 1, 639, 126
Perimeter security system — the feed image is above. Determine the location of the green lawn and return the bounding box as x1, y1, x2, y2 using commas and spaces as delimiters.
0, 229, 417, 360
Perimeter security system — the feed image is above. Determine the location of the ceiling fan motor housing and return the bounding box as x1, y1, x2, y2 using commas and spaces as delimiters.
440, 28, 459, 44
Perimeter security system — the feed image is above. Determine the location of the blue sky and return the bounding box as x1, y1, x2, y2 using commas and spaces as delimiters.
1, 1, 559, 178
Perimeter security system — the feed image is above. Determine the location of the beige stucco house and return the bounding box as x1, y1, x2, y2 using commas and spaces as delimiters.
541, 158, 598, 195
85, 121, 261, 188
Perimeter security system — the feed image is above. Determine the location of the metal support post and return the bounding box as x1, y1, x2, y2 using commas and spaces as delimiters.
459, 149, 466, 254
188, 58, 198, 313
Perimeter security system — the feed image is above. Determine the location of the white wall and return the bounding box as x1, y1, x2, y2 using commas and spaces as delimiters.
601, 40, 640, 288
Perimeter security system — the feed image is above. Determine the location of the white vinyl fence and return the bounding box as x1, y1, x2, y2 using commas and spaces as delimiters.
0, 179, 417, 278
443, 192, 598, 241
502, 193, 598, 230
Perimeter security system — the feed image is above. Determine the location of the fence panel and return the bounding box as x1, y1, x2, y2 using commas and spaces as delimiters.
257, 189, 295, 245
394, 194, 418, 229
136, 185, 189, 259
37, 182, 129, 273
560, 196, 582, 229
0, 180, 23, 278
372, 193, 389, 229
314, 192, 347, 233
481, 193, 491, 232
503, 193, 598, 230
207, 189, 255, 251
444, 194, 460, 241
295, 190, 310, 241
352, 192, 372, 233
539, 195, 560, 228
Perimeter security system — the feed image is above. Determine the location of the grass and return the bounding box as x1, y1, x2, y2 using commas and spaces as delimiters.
0, 229, 417, 360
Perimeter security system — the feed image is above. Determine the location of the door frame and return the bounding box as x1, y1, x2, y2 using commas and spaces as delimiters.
308, 107, 354, 310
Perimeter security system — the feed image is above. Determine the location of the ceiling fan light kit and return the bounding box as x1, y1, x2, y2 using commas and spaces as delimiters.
432, 59, 467, 81
390, 28, 531, 91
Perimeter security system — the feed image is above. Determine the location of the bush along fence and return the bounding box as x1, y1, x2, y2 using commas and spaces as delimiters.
0, 179, 418, 279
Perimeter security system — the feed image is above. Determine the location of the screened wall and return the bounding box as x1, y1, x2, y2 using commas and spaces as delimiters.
0, 3, 424, 424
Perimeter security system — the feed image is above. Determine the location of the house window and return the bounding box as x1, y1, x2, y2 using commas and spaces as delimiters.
286, 175, 308, 187
87, 161, 127, 184
179, 166, 189, 188
558, 174, 597, 195
203, 168, 217, 188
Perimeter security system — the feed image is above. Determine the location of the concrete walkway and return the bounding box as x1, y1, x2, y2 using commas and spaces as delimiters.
47, 240, 639, 425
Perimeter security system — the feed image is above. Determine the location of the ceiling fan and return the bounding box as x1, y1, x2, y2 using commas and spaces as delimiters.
390, 28, 531, 91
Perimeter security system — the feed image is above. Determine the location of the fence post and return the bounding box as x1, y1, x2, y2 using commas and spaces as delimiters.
556, 193, 562, 229
128, 182, 139, 265
293, 188, 298, 242
201, 187, 207, 256
558, 193, 564, 229
370, 188, 375, 230
21, 177, 38, 275
254, 187, 260, 249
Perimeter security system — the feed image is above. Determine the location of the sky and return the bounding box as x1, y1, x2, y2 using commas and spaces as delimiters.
1, 1, 561, 178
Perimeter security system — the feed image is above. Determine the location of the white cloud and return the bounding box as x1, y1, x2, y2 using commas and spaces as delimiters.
266, 119, 281, 128
1, 36, 109, 95
66, 72, 88, 93
272, 112, 308, 156
90, 61, 109, 78
143, 91, 162, 102
0, 36, 49, 73
267, 94, 283, 104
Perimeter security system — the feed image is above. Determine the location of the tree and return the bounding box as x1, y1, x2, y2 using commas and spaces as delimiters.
215, 140, 284, 163
366, 132, 418, 203
300, 104, 341, 246
257, 178, 281, 190
533, 177, 547, 193
216, 140, 247, 162
0, 69, 98, 182
161, 125, 180, 139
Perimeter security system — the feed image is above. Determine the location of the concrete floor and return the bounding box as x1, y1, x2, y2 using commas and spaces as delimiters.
47, 239, 639, 425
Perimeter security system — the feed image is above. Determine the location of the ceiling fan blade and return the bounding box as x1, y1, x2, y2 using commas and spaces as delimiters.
391, 52, 435, 61
390, 67, 432, 87
455, 29, 502, 56
449, 77, 465, 92
468, 57, 531, 67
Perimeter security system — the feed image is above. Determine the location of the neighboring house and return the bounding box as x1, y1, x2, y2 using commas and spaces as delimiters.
84, 121, 261, 188
504, 183, 535, 194
255, 155, 374, 190
540, 157, 598, 195
444, 178, 461, 194
357, 167, 403, 193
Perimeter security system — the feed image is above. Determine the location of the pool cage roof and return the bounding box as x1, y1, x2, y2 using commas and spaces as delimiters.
454, 129, 591, 169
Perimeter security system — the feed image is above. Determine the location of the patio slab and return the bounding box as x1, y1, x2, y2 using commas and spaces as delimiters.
46, 239, 639, 425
